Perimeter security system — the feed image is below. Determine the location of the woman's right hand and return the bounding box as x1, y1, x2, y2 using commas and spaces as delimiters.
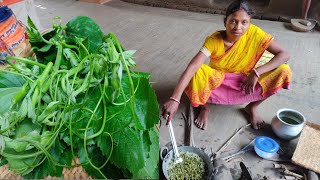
161, 99, 180, 125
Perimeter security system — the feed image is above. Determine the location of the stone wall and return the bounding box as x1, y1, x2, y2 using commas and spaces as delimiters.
121, 0, 320, 22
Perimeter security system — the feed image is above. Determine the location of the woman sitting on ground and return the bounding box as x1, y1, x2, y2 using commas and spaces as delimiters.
161, 0, 292, 130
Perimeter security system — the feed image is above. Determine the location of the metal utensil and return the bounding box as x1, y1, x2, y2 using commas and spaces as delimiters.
168, 121, 183, 164
222, 139, 255, 161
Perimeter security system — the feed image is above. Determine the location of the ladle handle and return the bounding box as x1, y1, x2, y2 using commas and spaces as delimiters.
168, 121, 180, 158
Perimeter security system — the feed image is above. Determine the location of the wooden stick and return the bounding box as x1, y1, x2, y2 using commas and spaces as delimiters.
182, 104, 196, 147
217, 124, 251, 153
182, 112, 191, 146
182, 112, 188, 127
213, 123, 251, 159
188, 104, 195, 147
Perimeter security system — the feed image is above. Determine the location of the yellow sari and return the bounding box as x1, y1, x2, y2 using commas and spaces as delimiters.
185, 24, 292, 106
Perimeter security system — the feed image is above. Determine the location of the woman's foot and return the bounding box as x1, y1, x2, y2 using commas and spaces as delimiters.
244, 104, 265, 130
194, 105, 210, 130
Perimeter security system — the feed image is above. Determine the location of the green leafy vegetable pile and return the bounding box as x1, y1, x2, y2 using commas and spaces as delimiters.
0, 16, 159, 179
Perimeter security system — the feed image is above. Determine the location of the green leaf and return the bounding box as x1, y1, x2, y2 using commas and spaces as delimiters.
26, 141, 72, 179
0, 72, 25, 115
37, 101, 60, 123
26, 16, 43, 43
113, 72, 159, 129
24, 159, 55, 179
132, 73, 159, 129
104, 72, 159, 177
66, 16, 104, 53
7, 155, 43, 175
0, 158, 8, 166
27, 96, 36, 121
29, 29, 56, 63
79, 146, 126, 179
105, 103, 131, 133
17, 97, 28, 118
38, 44, 52, 52
2, 120, 40, 153
134, 127, 159, 179
5, 129, 52, 154
43, 51, 57, 62
122, 50, 136, 59
27, 16, 38, 30
3, 131, 55, 177
96, 133, 112, 157
14, 120, 41, 139
72, 88, 104, 137
110, 127, 146, 175
122, 50, 137, 66
0, 87, 22, 115
63, 48, 79, 67
0, 72, 25, 88
4, 136, 30, 153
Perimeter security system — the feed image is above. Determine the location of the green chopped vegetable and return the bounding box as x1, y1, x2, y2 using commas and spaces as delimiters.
168, 152, 207, 180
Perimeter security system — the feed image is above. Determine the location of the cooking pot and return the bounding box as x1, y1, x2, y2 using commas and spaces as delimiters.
161, 146, 213, 180
271, 108, 306, 140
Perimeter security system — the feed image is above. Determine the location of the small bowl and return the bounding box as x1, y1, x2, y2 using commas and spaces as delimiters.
254, 136, 279, 159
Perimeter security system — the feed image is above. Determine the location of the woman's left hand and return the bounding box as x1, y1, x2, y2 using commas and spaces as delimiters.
241, 72, 258, 94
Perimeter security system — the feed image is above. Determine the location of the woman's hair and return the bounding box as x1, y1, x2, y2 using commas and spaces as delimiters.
225, 0, 253, 18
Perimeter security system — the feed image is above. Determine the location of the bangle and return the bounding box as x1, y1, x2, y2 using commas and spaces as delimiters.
169, 97, 180, 104
253, 69, 260, 78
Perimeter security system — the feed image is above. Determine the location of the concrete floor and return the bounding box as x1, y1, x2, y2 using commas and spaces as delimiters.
31, 0, 320, 179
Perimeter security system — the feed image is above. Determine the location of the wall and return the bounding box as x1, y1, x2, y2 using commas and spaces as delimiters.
122, 0, 320, 21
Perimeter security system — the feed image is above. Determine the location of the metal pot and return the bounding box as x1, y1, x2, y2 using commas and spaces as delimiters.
271, 108, 306, 140
161, 146, 213, 180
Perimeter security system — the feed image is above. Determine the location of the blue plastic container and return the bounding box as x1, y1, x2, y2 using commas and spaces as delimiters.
254, 136, 279, 159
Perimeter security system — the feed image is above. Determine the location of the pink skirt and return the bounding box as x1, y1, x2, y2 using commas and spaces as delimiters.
206, 73, 268, 105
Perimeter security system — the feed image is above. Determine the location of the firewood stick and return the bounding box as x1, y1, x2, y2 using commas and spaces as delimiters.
188, 104, 195, 147
182, 112, 190, 146
213, 123, 251, 159
182, 104, 196, 147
